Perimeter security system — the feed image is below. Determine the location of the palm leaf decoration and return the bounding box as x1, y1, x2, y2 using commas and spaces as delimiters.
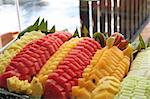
103, 32, 109, 39
139, 34, 146, 49
38, 18, 48, 33
18, 17, 40, 39
131, 34, 146, 54
17, 17, 50, 39
47, 25, 56, 35
73, 28, 80, 38
147, 38, 150, 47
81, 25, 90, 37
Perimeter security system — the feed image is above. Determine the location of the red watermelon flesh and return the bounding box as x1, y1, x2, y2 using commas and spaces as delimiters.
67, 63, 79, 71
5, 66, 16, 72
60, 32, 72, 39
28, 66, 36, 76
80, 40, 97, 49
62, 73, 72, 80
19, 75, 31, 81
16, 62, 29, 75
69, 80, 76, 86
46, 45, 56, 55
78, 42, 95, 53
52, 31, 72, 42
59, 60, 70, 65
0, 71, 19, 88
34, 62, 41, 71
84, 38, 101, 48
44, 50, 50, 60
36, 39, 44, 45
32, 43, 40, 49
56, 38, 64, 45
48, 73, 59, 80
44, 38, 100, 99
57, 65, 69, 70
54, 39, 61, 47
54, 69, 64, 74
62, 58, 75, 63
44, 80, 66, 99
71, 61, 83, 70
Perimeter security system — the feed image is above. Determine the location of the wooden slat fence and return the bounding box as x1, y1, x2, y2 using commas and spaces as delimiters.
80, 0, 150, 39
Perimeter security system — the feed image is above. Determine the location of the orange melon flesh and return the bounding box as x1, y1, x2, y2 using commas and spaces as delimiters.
72, 46, 130, 99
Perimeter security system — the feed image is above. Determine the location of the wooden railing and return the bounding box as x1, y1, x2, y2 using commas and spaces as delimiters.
80, 0, 150, 39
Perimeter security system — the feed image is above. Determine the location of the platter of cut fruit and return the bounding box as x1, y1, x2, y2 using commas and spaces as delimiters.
0, 18, 150, 99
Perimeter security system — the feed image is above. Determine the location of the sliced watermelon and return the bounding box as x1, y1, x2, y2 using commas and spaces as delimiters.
44, 50, 50, 60
63, 58, 75, 63
17, 62, 29, 75
54, 69, 64, 74
82, 41, 99, 49
5, 66, 16, 72
21, 57, 33, 67
62, 73, 72, 81
81, 47, 93, 57
34, 62, 41, 71
46, 45, 56, 55
57, 76, 68, 84
71, 61, 83, 70
68, 80, 76, 86
44, 38, 100, 99
57, 65, 69, 70
29, 46, 37, 52
32, 43, 40, 49
36, 39, 44, 45
52, 42, 59, 51
55, 39, 61, 47
0, 32, 72, 90
37, 58, 43, 66
41, 54, 47, 65
48, 73, 59, 80
19, 75, 31, 81
35, 50, 44, 55
28, 66, 36, 76
67, 63, 79, 71
65, 69, 76, 78
56, 38, 64, 45
84, 38, 101, 48
53, 32, 70, 42
0, 71, 18, 88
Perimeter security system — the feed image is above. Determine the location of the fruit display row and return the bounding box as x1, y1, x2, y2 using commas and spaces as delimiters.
0, 31, 45, 73
114, 46, 150, 99
71, 36, 131, 99
128, 47, 150, 79
115, 76, 150, 99
0, 29, 133, 99
0, 18, 149, 99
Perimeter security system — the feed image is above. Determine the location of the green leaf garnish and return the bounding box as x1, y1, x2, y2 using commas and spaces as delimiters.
139, 34, 146, 49
82, 25, 90, 37
131, 34, 146, 52
17, 17, 40, 39
103, 32, 109, 39
38, 18, 47, 32
49, 25, 56, 33
73, 28, 80, 38
31, 17, 40, 31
